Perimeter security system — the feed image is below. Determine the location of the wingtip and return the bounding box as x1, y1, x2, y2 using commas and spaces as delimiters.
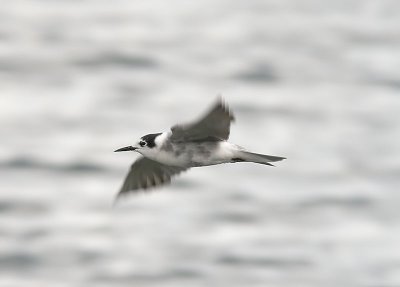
215, 95, 235, 122
215, 94, 227, 107
112, 189, 143, 208
112, 194, 121, 208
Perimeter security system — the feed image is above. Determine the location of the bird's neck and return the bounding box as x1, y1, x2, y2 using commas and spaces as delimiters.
154, 131, 171, 147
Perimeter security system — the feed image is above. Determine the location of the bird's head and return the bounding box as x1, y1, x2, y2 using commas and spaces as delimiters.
114, 133, 162, 157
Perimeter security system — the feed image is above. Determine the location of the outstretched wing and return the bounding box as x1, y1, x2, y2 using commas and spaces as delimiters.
170, 99, 234, 142
116, 157, 188, 199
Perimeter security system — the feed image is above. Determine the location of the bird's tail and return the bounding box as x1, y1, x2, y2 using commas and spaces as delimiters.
234, 151, 286, 166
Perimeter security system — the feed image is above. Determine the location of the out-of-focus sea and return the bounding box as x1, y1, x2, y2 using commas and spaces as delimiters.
1, 0, 400, 286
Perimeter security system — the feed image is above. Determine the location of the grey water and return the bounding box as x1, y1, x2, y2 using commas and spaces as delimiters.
1, 0, 400, 286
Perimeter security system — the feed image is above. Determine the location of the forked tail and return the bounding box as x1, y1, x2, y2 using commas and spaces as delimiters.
234, 151, 286, 166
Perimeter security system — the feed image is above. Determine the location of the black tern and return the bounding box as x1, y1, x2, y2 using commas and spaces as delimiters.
115, 99, 285, 197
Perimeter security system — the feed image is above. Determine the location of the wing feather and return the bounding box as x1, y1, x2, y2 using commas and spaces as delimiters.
116, 157, 187, 199
170, 99, 234, 142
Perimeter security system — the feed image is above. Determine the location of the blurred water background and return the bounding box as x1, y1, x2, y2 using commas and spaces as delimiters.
1, 0, 400, 286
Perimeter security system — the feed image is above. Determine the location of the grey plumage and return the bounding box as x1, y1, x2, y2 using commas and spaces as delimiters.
170, 100, 234, 142
235, 151, 286, 166
117, 157, 187, 199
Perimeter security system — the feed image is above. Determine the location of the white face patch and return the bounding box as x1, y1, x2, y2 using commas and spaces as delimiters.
135, 132, 170, 160
154, 131, 170, 147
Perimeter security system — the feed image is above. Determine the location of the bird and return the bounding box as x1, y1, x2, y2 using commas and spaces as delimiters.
114, 99, 285, 198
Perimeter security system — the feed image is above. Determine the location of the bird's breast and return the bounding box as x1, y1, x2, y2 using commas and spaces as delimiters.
153, 150, 187, 167
156, 141, 236, 167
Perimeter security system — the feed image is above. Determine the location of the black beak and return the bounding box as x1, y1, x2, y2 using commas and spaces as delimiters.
114, 146, 137, 152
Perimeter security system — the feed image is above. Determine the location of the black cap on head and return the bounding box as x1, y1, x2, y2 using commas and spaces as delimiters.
141, 133, 162, 148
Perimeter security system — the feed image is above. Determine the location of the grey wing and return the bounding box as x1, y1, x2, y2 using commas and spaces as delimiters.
170, 99, 234, 142
116, 157, 187, 198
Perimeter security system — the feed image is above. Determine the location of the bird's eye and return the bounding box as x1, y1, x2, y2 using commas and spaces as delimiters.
139, 141, 146, 147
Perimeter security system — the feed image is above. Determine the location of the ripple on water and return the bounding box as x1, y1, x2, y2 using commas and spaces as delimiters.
232, 64, 279, 83
0, 157, 107, 174
0, 252, 41, 271
0, 200, 48, 215
217, 254, 311, 269
72, 52, 159, 70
